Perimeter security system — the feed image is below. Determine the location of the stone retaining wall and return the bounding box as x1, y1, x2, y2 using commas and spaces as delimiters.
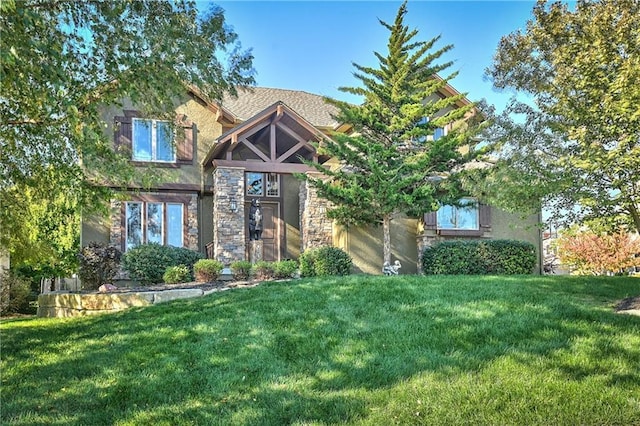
37, 289, 209, 318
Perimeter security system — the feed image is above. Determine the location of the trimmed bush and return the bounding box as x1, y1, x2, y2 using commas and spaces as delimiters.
163, 265, 191, 284
252, 261, 275, 281
230, 260, 253, 281
193, 259, 223, 282
77, 242, 122, 290
122, 243, 204, 285
0, 271, 32, 316
300, 246, 352, 277
273, 260, 299, 279
422, 239, 536, 275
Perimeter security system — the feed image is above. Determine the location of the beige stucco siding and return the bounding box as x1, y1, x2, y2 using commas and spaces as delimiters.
334, 216, 420, 275
99, 96, 223, 189
283, 175, 301, 259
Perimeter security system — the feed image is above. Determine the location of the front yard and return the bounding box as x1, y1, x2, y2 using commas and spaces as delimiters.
2, 275, 639, 425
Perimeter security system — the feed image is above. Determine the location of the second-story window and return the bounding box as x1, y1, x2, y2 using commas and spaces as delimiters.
132, 118, 175, 162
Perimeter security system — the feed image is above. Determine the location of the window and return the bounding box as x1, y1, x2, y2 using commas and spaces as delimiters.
125, 202, 183, 250
246, 172, 263, 196
437, 198, 479, 230
132, 118, 175, 162
246, 172, 280, 197
266, 173, 280, 197
414, 116, 445, 143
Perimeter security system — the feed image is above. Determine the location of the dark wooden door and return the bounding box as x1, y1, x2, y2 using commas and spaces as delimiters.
246, 201, 280, 261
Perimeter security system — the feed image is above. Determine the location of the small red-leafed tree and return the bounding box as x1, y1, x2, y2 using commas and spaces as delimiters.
556, 229, 640, 275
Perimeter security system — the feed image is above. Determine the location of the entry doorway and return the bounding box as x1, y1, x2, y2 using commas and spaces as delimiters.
245, 200, 281, 261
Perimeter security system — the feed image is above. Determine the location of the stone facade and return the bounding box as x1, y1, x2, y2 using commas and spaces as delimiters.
212, 167, 246, 266
300, 175, 333, 251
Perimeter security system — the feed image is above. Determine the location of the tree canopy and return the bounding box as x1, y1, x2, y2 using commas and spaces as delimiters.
0, 0, 254, 271
478, 0, 640, 233
303, 1, 481, 264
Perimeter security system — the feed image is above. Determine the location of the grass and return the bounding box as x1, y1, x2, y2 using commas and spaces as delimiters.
2, 275, 640, 425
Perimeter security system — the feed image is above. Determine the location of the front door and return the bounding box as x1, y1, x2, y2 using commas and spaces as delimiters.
246, 200, 280, 261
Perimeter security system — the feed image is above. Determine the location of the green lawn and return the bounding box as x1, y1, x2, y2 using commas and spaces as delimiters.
2, 275, 639, 425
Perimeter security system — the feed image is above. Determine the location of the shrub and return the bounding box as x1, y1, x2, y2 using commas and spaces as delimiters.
163, 265, 191, 284
77, 242, 122, 290
300, 246, 352, 277
0, 271, 32, 316
422, 239, 536, 275
273, 260, 299, 279
122, 243, 204, 285
230, 260, 252, 281
172, 247, 206, 274
556, 229, 640, 275
193, 259, 223, 282
252, 261, 275, 281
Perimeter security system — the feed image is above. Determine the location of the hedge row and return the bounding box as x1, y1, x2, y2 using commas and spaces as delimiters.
422, 239, 536, 275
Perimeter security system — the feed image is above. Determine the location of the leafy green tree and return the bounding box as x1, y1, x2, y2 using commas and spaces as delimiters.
1, 0, 254, 267
302, 1, 481, 264
479, 0, 640, 233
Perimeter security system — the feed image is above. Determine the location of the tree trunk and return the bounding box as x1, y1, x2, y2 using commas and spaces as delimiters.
628, 202, 640, 235
383, 214, 391, 265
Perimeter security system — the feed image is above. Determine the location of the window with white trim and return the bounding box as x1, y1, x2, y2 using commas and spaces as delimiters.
132, 118, 175, 162
125, 201, 183, 250
437, 198, 479, 230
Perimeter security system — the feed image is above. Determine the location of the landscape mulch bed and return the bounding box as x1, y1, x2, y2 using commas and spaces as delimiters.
615, 295, 640, 312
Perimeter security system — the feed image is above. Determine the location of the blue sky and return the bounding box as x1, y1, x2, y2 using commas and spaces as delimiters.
209, 1, 537, 112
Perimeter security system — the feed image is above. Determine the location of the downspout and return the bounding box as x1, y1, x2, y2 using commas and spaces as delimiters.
199, 162, 205, 253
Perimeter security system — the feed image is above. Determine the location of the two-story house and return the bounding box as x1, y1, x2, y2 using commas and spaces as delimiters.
81, 84, 542, 276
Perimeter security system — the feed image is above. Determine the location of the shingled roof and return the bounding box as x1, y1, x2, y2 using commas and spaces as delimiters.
221, 87, 341, 129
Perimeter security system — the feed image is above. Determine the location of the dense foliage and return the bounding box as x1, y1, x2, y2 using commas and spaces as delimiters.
476, 0, 640, 233
122, 244, 203, 285
1, 0, 254, 267
0, 271, 32, 316
162, 265, 191, 284
273, 260, 299, 279
77, 242, 122, 290
300, 246, 353, 277
193, 259, 223, 283
252, 261, 275, 281
556, 229, 640, 275
301, 1, 482, 264
422, 239, 537, 275
230, 260, 253, 281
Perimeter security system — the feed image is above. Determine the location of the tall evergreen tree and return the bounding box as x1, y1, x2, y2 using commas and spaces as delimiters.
303, 1, 481, 265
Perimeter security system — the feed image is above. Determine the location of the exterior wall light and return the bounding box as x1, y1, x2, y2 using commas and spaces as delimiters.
230, 198, 238, 213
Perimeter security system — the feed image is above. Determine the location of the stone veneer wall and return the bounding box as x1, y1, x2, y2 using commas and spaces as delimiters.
300, 176, 333, 251
212, 167, 246, 265
109, 194, 199, 251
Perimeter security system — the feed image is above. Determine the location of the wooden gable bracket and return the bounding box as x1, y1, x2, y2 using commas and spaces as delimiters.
272, 104, 284, 124
241, 136, 270, 162
226, 119, 271, 157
